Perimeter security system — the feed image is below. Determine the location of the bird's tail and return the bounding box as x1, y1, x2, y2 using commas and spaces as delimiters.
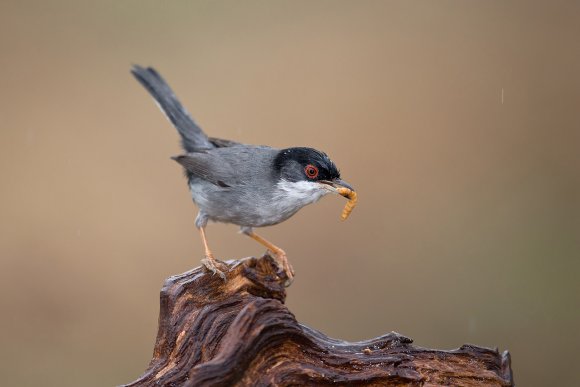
131, 65, 214, 152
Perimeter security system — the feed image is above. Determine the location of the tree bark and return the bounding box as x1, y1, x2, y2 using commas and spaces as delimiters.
123, 254, 514, 386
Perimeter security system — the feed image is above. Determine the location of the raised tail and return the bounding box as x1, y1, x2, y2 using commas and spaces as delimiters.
131, 65, 214, 151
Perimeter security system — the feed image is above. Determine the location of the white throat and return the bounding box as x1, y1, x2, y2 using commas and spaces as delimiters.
275, 179, 332, 207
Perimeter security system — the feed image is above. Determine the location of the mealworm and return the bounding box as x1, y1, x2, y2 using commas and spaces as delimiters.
337, 187, 357, 220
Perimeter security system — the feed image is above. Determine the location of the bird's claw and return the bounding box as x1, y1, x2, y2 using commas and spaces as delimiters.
269, 249, 295, 287
201, 256, 228, 281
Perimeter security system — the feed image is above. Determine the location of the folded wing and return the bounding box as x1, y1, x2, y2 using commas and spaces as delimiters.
172, 153, 241, 188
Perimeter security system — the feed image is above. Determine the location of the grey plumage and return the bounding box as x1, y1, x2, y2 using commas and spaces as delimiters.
131, 65, 354, 282
132, 65, 335, 228
177, 146, 290, 228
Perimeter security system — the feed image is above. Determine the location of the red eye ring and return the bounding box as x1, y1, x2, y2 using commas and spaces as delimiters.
304, 164, 319, 179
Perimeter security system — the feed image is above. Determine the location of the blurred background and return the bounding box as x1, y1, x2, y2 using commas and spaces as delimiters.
1, 1, 578, 386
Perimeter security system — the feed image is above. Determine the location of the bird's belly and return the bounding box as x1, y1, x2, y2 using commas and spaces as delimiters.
206, 200, 299, 228
189, 180, 329, 228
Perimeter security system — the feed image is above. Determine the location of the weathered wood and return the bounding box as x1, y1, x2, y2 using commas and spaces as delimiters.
123, 255, 514, 386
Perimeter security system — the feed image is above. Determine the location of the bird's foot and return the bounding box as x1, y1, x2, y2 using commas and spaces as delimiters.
269, 248, 294, 287
201, 255, 228, 281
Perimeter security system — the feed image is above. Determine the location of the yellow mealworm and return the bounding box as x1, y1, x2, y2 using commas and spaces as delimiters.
337, 187, 357, 220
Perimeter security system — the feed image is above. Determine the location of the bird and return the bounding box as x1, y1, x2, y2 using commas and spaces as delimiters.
131, 65, 355, 284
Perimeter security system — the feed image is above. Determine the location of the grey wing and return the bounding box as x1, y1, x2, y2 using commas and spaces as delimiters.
172, 153, 240, 188
131, 65, 214, 152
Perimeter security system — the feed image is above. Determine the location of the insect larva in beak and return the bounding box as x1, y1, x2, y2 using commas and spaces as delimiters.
336, 187, 357, 220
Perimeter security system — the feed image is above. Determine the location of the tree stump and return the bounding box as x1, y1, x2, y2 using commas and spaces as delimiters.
123, 254, 514, 386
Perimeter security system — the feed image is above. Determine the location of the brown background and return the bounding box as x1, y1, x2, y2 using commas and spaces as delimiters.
1, 1, 578, 386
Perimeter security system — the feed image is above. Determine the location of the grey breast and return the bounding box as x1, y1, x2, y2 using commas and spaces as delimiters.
187, 146, 290, 227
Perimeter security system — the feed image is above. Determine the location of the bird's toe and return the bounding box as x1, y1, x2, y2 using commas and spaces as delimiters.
271, 250, 294, 287
201, 257, 228, 281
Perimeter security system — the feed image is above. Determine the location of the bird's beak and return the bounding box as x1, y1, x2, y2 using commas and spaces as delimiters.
319, 178, 358, 220
319, 179, 354, 195
331, 179, 354, 192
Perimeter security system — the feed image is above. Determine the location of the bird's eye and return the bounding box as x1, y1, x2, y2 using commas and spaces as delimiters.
304, 164, 319, 179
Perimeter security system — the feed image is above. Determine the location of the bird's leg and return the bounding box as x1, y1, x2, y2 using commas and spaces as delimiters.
199, 227, 227, 280
242, 229, 294, 284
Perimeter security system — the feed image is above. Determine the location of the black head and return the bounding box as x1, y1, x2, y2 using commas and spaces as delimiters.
273, 147, 341, 183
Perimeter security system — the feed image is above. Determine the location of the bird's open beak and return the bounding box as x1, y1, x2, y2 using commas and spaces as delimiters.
331, 179, 354, 192
319, 179, 354, 195
319, 179, 357, 220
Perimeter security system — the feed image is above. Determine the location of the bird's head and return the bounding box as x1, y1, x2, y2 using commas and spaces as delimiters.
273, 147, 354, 205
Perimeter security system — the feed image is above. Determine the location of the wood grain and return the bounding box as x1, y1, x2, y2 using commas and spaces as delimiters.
123, 254, 513, 386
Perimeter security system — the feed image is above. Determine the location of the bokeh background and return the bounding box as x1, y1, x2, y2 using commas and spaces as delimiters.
1, 1, 579, 386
